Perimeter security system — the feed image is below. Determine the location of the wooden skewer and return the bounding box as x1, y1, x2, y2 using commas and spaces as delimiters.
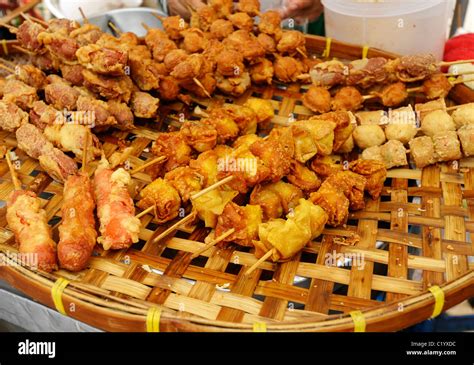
150, 212, 196, 243
444, 70, 474, 77
142, 22, 151, 31
193, 77, 212, 98
108, 22, 122, 35
152, 13, 165, 22
20, 12, 48, 28
245, 248, 276, 276
1, 23, 18, 33
296, 47, 307, 59
12, 45, 35, 56
129, 156, 166, 176
5, 150, 21, 190
0, 58, 16, 67
439, 59, 474, 67
190, 228, 236, 259
0, 63, 15, 74
136, 205, 154, 219
78, 7, 89, 23
190, 175, 234, 200
82, 130, 89, 173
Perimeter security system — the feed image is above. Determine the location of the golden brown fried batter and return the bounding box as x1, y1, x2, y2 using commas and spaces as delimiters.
349, 159, 387, 199
164, 166, 203, 202
331, 86, 364, 111
376, 82, 408, 107
209, 19, 234, 40
137, 178, 181, 224
180, 121, 218, 152
258, 10, 282, 38
250, 58, 274, 85
422, 74, 453, 100
277, 30, 306, 55
310, 185, 349, 227
228, 12, 254, 32
302, 86, 331, 113
257, 33, 276, 54
215, 49, 245, 77
238, 0, 260, 16
287, 161, 321, 193
180, 28, 208, 53
150, 132, 192, 176
273, 56, 304, 83
324, 171, 367, 211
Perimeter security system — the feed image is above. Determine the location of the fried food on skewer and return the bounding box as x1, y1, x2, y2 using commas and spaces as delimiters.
144, 28, 177, 62
215, 49, 245, 77
60, 64, 86, 86
257, 33, 276, 54
331, 86, 364, 111
76, 43, 129, 76
228, 12, 254, 32
421, 73, 453, 100
273, 56, 304, 83
130, 91, 159, 119
16, 20, 45, 53
396, 53, 438, 82
349, 159, 387, 200
209, 19, 234, 40
191, 5, 218, 31
3, 79, 38, 110
302, 85, 331, 113
250, 58, 274, 85
277, 30, 306, 56
0, 100, 29, 132
156, 15, 189, 40
180, 27, 208, 53
258, 10, 282, 39
137, 178, 181, 224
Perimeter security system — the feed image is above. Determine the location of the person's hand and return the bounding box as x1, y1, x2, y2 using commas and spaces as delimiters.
167, 0, 206, 20
279, 0, 323, 23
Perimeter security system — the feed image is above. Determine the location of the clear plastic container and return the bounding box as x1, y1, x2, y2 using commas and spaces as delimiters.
322, 0, 452, 59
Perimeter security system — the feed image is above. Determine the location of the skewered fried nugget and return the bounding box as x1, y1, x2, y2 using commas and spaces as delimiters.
452, 103, 474, 129
346, 57, 389, 88
244, 98, 274, 123
277, 30, 306, 55
380, 140, 408, 168
457, 124, 474, 157
171, 53, 206, 80
349, 159, 387, 199
274, 56, 304, 83
216, 71, 251, 96
44, 76, 79, 111
215, 202, 262, 247
161, 15, 188, 40
353, 125, 386, 149
422, 74, 452, 99
130, 92, 159, 119
129, 56, 166, 91
31, 52, 60, 72
29, 101, 64, 130
238, 0, 260, 16
250, 181, 303, 221
159, 76, 181, 101
48, 18, 80, 35
211, 104, 258, 135
181, 73, 217, 98
203, 116, 239, 143
303, 86, 331, 113
313, 111, 354, 152
331, 86, 364, 111
151, 132, 192, 174
254, 199, 327, 261
287, 161, 321, 193
302, 118, 337, 156
137, 178, 181, 224
180, 28, 208, 53
310, 184, 349, 227
385, 123, 417, 145
0, 100, 28, 132
14, 64, 46, 89
310, 60, 346, 87
107, 100, 134, 130
17, 21, 45, 53
415, 98, 447, 122
193, 189, 238, 228
3, 79, 38, 110
209, 19, 234, 40
76, 95, 117, 128
250, 137, 292, 182
82, 70, 133, 103
191, 5, 218, 31
290, 122, 326, 163
209, 0, 234, 17
181, 121, 218, 152
215, 49, 245, 77
189, 150, 219, 187
397, 53, 437, 82
145, 29, 177, 62
432, 131, 462, 162
250, 58, 274, 84
69, 23, 103, 46
37, 32, 79, 64
164, 166, 203, 202
421, 110, 456, 137
223, 30, 265, 61
233, 134, 260, 149
376, 82, 408, 107
228, 12, 254, 32
356, 110, 385, 125
76, 44, 128, 76
408, 136, 435, 168
258, 10, 282, 38
257, 33, 276, 53
325, 171, 367, 211
310, 155, 343, 178
60, 64, 85, 86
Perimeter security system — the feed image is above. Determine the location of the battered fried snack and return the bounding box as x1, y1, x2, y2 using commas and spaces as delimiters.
331, 86, 364, 111
130, 92, 159, 119
422, 74, 452, 100
353, 125, 386, 149
349, 159, 387, 200
287, 161, 322, 193
181, 121, 218, 152
302, 86, 331, 113
250, 58, 274, 84
375, 82, 408, 107
273, 56, 304, 83
137, 178, 181, 224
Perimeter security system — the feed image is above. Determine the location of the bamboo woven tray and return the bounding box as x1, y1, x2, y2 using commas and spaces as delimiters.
0, 35, 473, 332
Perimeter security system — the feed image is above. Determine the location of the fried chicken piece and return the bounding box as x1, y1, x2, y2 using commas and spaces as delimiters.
209, 104, 258, 135
29, 101, 64, 131
164, 166, 203, 202
202, 116, 239, 143
331, 86, 364, 111
215, 49, 245, 77
257, 33, 276, 54
76, 95, 117, 128
215, 202, 263, 247
238, 0, 260, 16
150, 132, 192, 175
31, 52, 60, 73
161, 15, 188, 40
14, 64, 46, 90
163, 49, 188, 72
250, 58, 274, 85
107, 100, 134, 130
223, 30, 265, 62
76, 44, 128, 76
60, 64, 85, 86
180, 121, 218, 152
216, 71, 251, 96
376, 82, 408, 107
209, 19, 234, 40
69, 23, 103, 46
191, 5, 218, 31
310, 184, 349, 227
181, 72, 217, 98
137, 178, 181, 224
310, 155, 343, 178
324, 171, 367, 211
422, 74, 453, 100
17, 21, 45, 53
397, 53, 437, 82
145, 28, 177, 62
277, 30, 306, 55
0, 100, 28, 132
349, 159, 387, 199
82, 70, 133, 103
3, 79, 38, 110
209, 0, 234, 18
180, 28, 208, 53
129, 50, 165, 91
302, 86, 331, 113
249, 137, 292, 182
287, 161, 321, 193
130, 92, 159, 119
37, 32, 79, 64
228, 12, 254, 32
273, 56, 304, 83
159, 76, 181, 101
258, 10, 282, 38
171, 53, 207, 81
244, 98, 274, 123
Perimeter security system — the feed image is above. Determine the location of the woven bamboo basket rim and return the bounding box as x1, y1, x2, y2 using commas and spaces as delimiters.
0, 34, 473, 332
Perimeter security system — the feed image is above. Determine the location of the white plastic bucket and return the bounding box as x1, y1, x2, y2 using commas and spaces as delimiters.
322, 0, 452, 59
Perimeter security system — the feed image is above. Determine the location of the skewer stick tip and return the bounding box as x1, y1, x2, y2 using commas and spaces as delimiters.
245, 248, 275, 276
193, 77, 212, 98
5, 150, 21, 190
78, 7, 89, 23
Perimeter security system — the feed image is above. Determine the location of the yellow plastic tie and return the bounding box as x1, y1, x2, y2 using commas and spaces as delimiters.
362, 45, 370, 59
51, 278, 70, 316
146, 307, 161, 332
253, 321, 267, 332
349, 310, 366, 332
322, 37, 332, 59
448, 76, 457, 83
1, 39, 8, 56
428, 285, 445, 318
